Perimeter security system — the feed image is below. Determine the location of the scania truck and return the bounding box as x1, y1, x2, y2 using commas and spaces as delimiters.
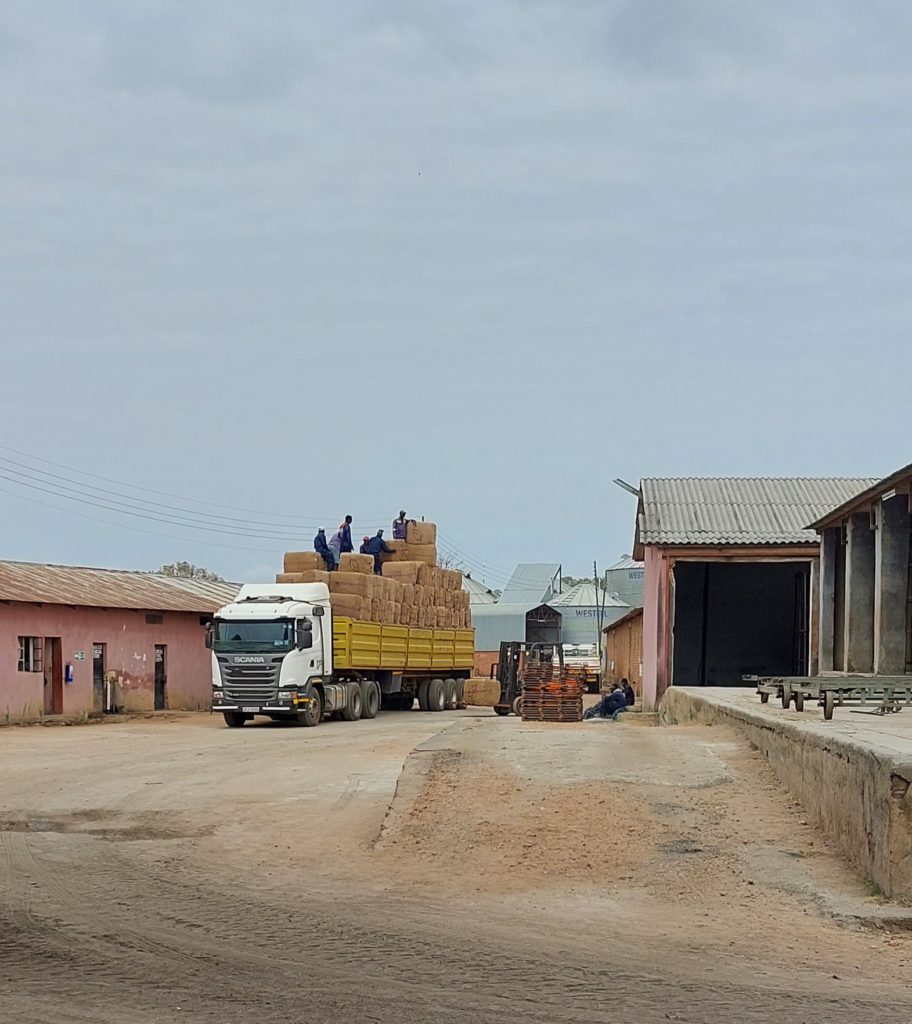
209, 582, 474, 727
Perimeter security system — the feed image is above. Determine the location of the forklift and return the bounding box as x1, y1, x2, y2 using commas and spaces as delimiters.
492, 640, 564, 716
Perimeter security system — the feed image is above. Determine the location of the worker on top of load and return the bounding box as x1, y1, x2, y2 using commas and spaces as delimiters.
359, 535, 371, 554
338, 515, 354, 554
392, 510, 411, 540
364, 529, 395, 574
313, 528, 334, 572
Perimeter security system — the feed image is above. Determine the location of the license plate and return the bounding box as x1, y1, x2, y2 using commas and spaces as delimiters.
241, 706, 259, 713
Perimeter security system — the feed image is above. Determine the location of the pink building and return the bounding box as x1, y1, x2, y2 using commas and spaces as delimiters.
632, 477, 876, 710
0, 560, 239, 723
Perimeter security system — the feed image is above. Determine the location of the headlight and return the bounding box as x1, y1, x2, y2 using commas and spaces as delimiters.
278, 691, 293, 699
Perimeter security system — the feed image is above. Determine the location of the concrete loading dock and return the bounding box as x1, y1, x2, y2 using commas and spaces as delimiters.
662, 687, 912, 902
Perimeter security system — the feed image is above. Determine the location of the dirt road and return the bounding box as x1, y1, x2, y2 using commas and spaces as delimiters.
1, 710, 911, 1023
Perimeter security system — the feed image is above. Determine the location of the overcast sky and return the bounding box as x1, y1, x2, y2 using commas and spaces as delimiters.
2, 1, 910, 586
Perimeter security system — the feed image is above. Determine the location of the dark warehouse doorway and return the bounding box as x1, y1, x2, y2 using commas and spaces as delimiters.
671, 561, 811, 686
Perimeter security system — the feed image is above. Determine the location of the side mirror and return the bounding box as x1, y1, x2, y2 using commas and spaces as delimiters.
296, 623, 313, 650
205, 628, 214, 650
312, 605, 325, 617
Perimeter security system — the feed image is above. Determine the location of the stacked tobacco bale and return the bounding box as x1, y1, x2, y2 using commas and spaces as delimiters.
276, 521, 472, 628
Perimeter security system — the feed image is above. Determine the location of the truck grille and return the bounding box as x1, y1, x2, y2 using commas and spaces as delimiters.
218, 657, 283, 703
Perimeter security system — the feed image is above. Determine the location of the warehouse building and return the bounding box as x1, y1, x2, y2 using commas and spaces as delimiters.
602, 607, 644, 695
811, 463, 912, 676
462, 574, 498, 606
471, 563, 563, 676
0, 560, 239, 723
604, 555, 645, 608
548, 582, 630, 644
634, 477, 875, 709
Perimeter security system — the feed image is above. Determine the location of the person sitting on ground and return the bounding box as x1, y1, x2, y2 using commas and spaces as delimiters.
363, 529, 396, 574
313, 528, 334, 572
621, 678, 636, 707
584, 683, 629, 721
359, 535, 371, 555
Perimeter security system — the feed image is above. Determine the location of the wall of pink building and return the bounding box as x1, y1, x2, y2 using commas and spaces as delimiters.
1, 603, 212, 722
641, 545, 668, 711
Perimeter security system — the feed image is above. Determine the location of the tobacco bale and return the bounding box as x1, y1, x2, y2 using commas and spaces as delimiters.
340, 553, 374, 575
283, 551, 324, 573
406, 521, 437, 545
403, 543, 437, 567
464, 677, 500, 706
331, 593, 365, 619
380, 539, 409, 562
328, 573, 372, 598
382, 561, 421, 585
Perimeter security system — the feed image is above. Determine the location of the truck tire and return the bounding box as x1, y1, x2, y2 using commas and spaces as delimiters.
417, 680, 431, 711
342, 684, 363, 722
297, 685, 322, 728
223, 712, 247, 728
455, 679, 466, 707
444, 678, 458, 710
427, 678, 446, 712
360, 681, 380, 719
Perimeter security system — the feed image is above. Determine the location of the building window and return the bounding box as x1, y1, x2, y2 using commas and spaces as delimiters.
145, 614, 163, 625
18, 636, 42, 672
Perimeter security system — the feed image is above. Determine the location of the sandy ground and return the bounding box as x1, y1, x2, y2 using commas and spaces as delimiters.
1, 709, 912, 1023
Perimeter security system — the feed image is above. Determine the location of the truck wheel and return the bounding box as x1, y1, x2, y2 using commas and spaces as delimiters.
342, 684, 363, 722
223, 712, 247, 728
360, 681, 380, 719
455, 679, 466, 707
297, 685, 322, 728
427, 678, 446, 712
444, 678, 458, 710
417, 680, 431, 711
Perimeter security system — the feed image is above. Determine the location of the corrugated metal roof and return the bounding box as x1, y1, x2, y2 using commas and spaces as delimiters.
636, 478, 878, 549
602, 606, 644, 633
810, 462, 912, 530
471, 601, 561, 651
461, 575, 498, 605
0, 560, 241, 613
549, 583, 629, 608
606, 555, 642, 572
500, 563, 562, 605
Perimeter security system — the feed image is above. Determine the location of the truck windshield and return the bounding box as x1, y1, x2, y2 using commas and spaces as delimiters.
213, 619, 294, 653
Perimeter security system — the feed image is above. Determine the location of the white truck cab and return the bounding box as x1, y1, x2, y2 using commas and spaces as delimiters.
209, 583, 333, 727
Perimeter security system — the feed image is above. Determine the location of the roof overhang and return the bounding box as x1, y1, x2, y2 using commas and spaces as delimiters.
809, 463, 912, 531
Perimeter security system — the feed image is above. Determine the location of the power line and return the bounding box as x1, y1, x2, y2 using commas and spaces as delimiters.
0, 486, 281, 557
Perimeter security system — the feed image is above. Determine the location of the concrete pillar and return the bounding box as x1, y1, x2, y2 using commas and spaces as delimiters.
875, 495, 910, 675
818, 530, 839, 672
844, 512, 876, 673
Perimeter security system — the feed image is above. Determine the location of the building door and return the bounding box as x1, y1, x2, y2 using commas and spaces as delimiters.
92, 644, 106, 713
154, 645, 167, 710
43, 637, 63, 716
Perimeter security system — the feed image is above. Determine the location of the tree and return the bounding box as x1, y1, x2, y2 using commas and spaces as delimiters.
437, 552, 464, 570
158, 561, 225, 582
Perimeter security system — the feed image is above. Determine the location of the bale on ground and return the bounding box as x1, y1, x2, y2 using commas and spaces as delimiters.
464, 677, 500, 706
340, 553, 374, 575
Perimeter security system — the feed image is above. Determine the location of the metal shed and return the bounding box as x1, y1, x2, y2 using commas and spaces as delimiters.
547, 582, 630, 644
